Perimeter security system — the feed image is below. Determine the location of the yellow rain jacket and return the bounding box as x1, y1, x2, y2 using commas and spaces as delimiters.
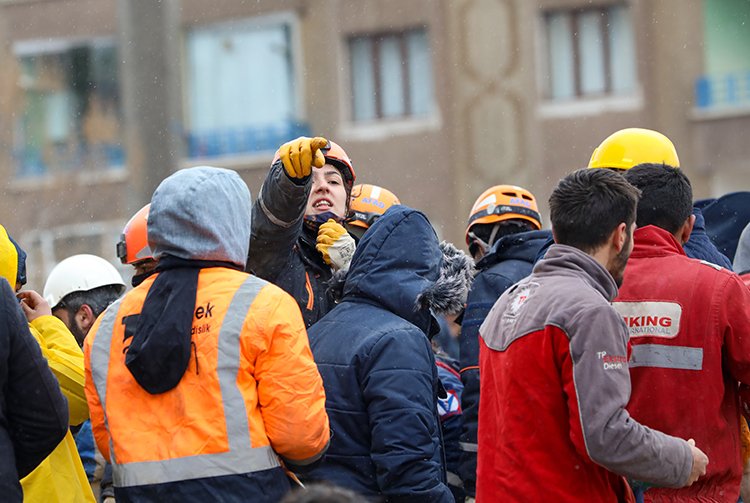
0, 225, 94, 502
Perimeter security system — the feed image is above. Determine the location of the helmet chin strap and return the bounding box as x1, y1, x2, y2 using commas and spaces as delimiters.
468, 223, 502, 257
486, 223, 501, 248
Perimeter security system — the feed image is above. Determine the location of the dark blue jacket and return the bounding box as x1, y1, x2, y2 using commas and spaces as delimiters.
307, 206, 453, 503
74, 421, 96, 481
458, 229, 551, 496
695, 192, 750, 264
684, 208, 733, 269
0, 278, 68, 502
435, 354, 464, 502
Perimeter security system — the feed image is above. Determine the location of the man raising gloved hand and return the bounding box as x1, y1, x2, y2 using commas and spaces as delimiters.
247, 135, 357, 327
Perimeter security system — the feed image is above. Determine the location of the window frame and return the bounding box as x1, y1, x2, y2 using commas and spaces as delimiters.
347, 27, 433, 122
541, 3, 633, 101
12, 35, 124, 178
181, 11, 307, 161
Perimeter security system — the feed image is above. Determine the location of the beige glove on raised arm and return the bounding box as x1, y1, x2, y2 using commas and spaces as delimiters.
316, 219, 356, 271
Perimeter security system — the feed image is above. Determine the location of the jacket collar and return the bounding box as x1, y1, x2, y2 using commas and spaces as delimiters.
476, 229, 551, 271
298, 225, 330, 275
631, 225, 686, 259
533, 244, 619, 301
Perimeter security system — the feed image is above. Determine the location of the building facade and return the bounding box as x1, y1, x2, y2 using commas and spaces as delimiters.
0, 0, 747, 288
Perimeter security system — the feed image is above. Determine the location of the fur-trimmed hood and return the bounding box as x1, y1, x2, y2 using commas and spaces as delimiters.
334, 206, 474, 334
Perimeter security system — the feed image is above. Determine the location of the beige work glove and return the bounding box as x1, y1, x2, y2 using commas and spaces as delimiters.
277, 136, 328, 179
316, 219, 356, 271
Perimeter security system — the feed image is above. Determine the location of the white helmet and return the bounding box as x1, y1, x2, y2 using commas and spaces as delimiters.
44, 254, 127, 309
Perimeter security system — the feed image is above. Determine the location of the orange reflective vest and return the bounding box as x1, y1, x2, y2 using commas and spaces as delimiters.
84, 268, 329, 498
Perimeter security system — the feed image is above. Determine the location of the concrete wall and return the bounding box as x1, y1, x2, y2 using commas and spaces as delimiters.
0, 0, 748, 289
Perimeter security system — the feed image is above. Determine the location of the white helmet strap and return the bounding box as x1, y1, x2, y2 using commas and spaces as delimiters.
468, 223, 502, 257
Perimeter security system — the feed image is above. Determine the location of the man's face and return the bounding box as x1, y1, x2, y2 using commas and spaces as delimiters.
305, 164, 348, 219
608, 223, 635, 287
133, 259, 158, 277
52, 306, 87, 346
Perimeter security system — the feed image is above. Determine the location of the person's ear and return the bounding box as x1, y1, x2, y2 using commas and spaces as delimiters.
678, 214, 696, 245
77, 304, 97, 332
612, 222, 627, 253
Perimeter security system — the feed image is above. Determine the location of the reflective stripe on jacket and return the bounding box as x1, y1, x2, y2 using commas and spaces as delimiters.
84, 268, 329, 500
478, 245, 691, 502
615, 225, 750, 502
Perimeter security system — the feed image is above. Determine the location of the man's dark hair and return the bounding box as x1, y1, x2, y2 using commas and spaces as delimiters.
549, 169, 640, 253
623, 163, 692, 234
59, 284, 123, 318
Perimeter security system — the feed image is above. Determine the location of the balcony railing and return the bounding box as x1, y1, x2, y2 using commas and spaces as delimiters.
15, 122, 312, 177
15, 143, 126, 178
186, 121, 311, 159
695, 71, 750, 110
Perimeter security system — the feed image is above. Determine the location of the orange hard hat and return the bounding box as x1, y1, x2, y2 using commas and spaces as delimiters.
322, 140, 356, 189
348, 184, 401, 229
116, 204, 153, 265
466, 185, 542, 245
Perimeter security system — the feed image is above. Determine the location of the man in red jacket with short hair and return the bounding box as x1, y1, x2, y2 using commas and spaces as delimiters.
478, 169, 707, 502
616, 164, 750, 502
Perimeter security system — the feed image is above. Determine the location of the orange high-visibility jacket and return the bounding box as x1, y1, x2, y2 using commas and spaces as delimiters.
84, 267, 330, 500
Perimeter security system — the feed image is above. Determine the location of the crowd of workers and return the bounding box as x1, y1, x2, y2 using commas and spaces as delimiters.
1, 127, 750, 503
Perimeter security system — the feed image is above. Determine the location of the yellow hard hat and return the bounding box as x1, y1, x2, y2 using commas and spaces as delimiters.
588, 128, 680, 170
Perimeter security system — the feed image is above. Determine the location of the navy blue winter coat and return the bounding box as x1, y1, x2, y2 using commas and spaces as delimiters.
695, 192, 750, 264
458, 229, 551, 496
0, 278, 69, 501
307, 206, 453, 503
684, 207, 733, 269
435, 353, 464, 502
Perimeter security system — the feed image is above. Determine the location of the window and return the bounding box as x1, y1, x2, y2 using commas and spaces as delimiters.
695, 0, 750, 110
543, 5, 636, 100
14, 39, 124, 177
185, 17, 308, 158
349, 29, 434, 121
